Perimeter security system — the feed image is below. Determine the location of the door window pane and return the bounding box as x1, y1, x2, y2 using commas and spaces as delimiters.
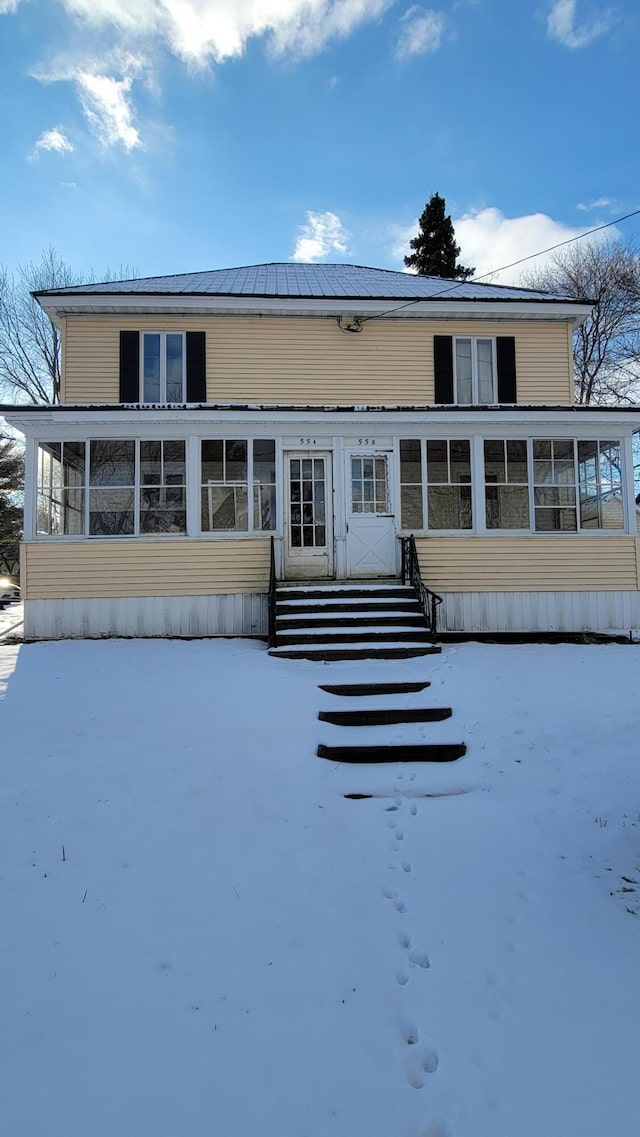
289, 455, 327, 548
351, 456, 389, 513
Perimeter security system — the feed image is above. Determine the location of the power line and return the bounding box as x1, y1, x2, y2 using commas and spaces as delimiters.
362, 205, 640, 322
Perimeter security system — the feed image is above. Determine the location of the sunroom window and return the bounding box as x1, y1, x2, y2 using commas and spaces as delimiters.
533, 439, 577, 531
484, 440, 530, 529
89, 440, 136, 535
142, 333, 185, 403
577, 440, 623, 529
455, 338, 496, 404
201, 439, 277, 533
140, 441, 187, 534
427, 440, 472, 529
400, 439, 423, 529
36, 442, 85, 535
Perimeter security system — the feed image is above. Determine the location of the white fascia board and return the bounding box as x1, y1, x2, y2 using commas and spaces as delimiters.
37, 292, 592, 326
6, 405, 640, 438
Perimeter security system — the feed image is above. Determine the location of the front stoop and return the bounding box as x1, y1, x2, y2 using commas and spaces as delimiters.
269, 581, 441, 661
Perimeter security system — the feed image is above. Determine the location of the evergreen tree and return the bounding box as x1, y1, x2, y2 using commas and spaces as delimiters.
404, 193, 475, 280
0, 436, 23, 577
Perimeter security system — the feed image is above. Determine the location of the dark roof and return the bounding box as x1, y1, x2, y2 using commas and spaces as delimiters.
34, 262, 579, 304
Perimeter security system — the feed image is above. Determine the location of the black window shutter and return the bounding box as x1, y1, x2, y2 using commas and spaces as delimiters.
119, 331, 140, 402
496, 337, 517, 403
186, 332, 206, 402
434, 336, 454, 403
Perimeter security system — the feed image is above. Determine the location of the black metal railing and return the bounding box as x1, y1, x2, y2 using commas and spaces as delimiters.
400, 534, 443, 644
268, 535, 277, 647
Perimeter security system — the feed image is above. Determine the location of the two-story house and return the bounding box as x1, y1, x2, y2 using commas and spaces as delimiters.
4, 262, 640, 640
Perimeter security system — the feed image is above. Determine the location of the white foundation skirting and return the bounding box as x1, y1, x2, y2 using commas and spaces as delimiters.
23, 589, 640, 639
24, 594, 268, 640
439, 590, 640, 633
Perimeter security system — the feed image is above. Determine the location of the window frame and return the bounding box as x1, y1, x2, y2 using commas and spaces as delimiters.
200, 437, 278, 537
140, 332, 186, 404
453, 336, 497, 405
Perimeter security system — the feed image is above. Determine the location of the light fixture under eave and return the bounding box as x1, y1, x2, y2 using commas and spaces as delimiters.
337, 312, 363, 333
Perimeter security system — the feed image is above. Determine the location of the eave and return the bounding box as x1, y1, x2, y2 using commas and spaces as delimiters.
34, 292, 593, 329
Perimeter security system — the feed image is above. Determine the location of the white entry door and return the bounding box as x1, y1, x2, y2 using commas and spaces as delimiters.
346, 451, 397, 578
284, 452, 334, 579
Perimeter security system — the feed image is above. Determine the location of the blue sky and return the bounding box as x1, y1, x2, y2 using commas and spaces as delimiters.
0, 0, 639, 284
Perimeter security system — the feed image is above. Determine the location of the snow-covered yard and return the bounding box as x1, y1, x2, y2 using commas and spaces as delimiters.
1, 636, 639, 1137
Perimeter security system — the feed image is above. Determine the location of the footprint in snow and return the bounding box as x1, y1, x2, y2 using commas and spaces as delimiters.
401, 859, 413, 874
405, 1045, 439, 1089
408, 948, 430, 969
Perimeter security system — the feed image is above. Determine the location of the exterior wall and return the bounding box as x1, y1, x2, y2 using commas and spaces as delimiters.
415, 536, 640, 592
438, 590, 640, 633
21, 539, 271, 599
24, 594, 267, 640
62, 315, 574, 406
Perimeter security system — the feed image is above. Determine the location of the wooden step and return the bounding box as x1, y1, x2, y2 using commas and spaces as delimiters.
316, 743, 466, 764
318, 707, 452, 726
318, 681, 431, 696
269, 643, 441, 661
277, 598, 420, 614
276, 626, 433, 646
277, 614, 426, 631
276, 586, 414, 601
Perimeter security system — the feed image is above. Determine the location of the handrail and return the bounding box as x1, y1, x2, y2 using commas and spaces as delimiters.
400, 534, 443, 644
268, 535, 277, 647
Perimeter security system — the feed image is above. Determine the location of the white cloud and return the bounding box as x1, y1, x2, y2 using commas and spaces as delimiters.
576, 196, 616, 212
0, 0, 23, 13
56, 0, 394, 67
391, 206, 602, 284
396, 6, 445, 59
36, 52, 145, 150
292, 210, 350, 262
32, 126, 74, 155
547, 0, 614, 49
76, 71, 141, 150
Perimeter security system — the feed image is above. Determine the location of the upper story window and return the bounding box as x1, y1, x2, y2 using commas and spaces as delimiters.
119, 331, 206, 403
434, 335, 517, 405
454, 338, 496, 404
142, 333, 185, 403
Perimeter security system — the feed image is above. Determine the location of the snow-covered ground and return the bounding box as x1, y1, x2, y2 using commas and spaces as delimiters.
1, 637, 639, 1137
0, 600, 23, 639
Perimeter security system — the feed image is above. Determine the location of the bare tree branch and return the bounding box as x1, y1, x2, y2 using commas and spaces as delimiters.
0, 248, 138, 405
522, 238, 640, 406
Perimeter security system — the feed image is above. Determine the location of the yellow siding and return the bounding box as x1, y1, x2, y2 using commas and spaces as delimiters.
62, 315, 574, 405
22, 540, 270, 599
415, 536, 639, 592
